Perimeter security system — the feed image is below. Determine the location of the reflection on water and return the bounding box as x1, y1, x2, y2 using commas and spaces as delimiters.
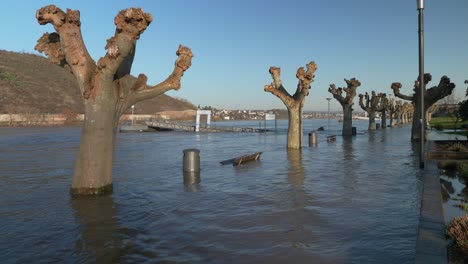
440, 168, 468, 223
342, 137, 354, 161
287, 150, 304, 188
71, 196, 123, 263
0, 120, 422, 263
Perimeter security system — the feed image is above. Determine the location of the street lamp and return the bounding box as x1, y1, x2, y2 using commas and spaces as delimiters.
327, 98, 332, 133
131, 105, 135, 125
417, 0, 425, 169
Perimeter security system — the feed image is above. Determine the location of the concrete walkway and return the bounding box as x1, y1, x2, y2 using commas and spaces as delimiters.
415, 158, 447, 263
415, 134, 449, 263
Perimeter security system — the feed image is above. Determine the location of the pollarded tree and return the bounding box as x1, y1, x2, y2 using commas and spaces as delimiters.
358, 91, 382, 130
391, 74, 455, 141
35, 5, 193, 195
264, 61, 318, 149
328, 78, 361, 136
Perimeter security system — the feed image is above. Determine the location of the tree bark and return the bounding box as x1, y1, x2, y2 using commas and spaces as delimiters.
72, 101, 118, 195
342, 105, 353, 136
368, 110, 376, 130
287, 105, 302, 149
381, 110, 387, 129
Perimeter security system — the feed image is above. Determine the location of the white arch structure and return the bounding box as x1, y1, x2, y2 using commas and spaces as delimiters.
195, 110, 211, 132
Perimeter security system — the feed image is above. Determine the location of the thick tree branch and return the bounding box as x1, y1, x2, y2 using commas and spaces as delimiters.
376, 93, 388, 112
36, 5, 96, 98
387, 98, 396, 114
35, 33, 66, 66
359, 91, 381, 113
264, 67, 294, 107
426, 75, 455, 106
126, 45, 193, 107
330, 78, 361, 107
293, 61, 317, 101
343, 78, 360, 104
97, 8, 152, 79
329, 84, 346, 105
391, 82, 413, 101
358, 93, 368, 111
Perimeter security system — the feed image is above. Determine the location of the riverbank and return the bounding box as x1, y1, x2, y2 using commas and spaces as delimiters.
0, 111, 197, 127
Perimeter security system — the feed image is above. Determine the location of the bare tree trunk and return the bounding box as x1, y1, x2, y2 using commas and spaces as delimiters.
287, 106, 302, 149
72, 99, 118, 195
381, 110, 387, 129
396, 113, 402, 125
368, 110, 376, 130
389, 112, 394, 127
411, 104, 423, 141
342, 105, 353, 136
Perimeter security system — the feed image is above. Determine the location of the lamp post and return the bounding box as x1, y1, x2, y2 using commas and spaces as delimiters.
417, 0, 425, 169
131, 105, 135, 125
327, 98, 332, 133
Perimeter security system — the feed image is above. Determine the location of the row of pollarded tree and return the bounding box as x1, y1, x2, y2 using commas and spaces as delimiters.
264, 64, 455, 148
328, 74, 454, 140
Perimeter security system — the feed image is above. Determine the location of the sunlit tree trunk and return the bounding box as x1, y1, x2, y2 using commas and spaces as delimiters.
287, 105, 302, 149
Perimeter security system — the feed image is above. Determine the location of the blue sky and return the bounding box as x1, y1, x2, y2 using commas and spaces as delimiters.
2, 0, 467, 111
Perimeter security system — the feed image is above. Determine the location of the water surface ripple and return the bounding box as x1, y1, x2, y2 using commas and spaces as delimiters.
0, 120, 422, 263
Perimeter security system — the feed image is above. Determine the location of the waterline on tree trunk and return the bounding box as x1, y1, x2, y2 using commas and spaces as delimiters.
70, 184, 113, 196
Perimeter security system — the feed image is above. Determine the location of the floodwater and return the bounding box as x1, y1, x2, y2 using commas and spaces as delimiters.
0, 120, 422, 263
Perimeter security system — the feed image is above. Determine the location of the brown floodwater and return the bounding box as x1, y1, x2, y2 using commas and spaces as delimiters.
0, 120, 422, 263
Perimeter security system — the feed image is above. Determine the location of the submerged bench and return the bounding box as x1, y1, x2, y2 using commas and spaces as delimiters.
220, 152, 262, 166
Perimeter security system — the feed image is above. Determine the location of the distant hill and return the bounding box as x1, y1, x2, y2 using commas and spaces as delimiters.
0, 50, 196, 115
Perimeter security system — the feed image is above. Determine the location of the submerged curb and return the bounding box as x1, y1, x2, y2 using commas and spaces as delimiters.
415, 157, 447, 263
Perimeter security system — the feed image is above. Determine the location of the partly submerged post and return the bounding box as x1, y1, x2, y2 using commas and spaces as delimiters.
183, 149, 200, 184
309, 132, 317, 146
